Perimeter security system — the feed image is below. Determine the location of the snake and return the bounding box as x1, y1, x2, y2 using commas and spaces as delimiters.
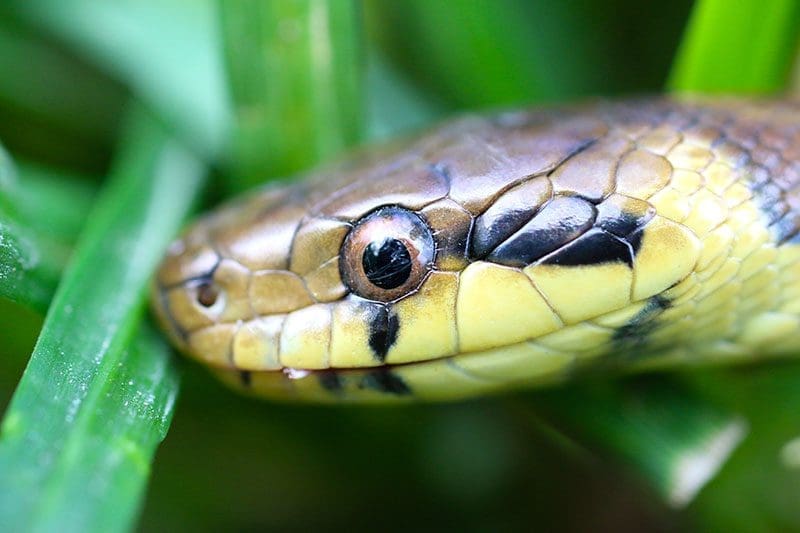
151, 97, 800, 403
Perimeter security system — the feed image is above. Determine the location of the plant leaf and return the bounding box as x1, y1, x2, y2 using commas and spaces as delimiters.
0, 214, 61, 313
26, 323, 179, 532
669, 0, 800, 92
0, 147, 70, 312
0, 15, 125, 143
365, 52, 448, 141
365, 0, 692, 107
531, 377, 747, 508
9, 0, 232, 158
218, 0, 364, 191
0, 103, 206, 531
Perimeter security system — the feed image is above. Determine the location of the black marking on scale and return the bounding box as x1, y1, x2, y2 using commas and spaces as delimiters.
540, 229, 634, 267
359, 368, 412, 396
484, 196, 597, 267
318, 371, 344, 393
367, 305, 400, 361
612, 295, 672, 355
626, 226, 646, 256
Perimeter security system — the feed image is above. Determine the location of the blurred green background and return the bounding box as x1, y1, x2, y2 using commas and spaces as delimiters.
0, 1, 799, 531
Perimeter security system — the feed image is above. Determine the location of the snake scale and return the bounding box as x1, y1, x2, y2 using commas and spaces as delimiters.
151, 98, 800, 403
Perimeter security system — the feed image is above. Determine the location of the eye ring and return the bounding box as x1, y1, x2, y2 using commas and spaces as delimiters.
340, 206, 435, 302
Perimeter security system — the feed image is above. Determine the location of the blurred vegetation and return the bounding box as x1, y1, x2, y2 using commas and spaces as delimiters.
669, 0, 800, 92
219, 0, 363, 191
0, 0, 798, 531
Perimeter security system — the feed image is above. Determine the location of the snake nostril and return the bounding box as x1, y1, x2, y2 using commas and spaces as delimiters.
196, 281, 220, 308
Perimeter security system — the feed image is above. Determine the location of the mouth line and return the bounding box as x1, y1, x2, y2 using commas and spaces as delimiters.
167, 310, 534, 378
233, 359, 437, 396
281, 354, 449, 377
217, 348, 454, 378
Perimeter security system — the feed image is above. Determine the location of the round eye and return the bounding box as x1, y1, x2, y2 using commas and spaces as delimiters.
340, 206, 435, 302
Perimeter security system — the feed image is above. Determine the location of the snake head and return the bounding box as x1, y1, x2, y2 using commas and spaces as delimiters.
152, 184, 313, 360
150, 99, 800, 403
150, 135, 484, 401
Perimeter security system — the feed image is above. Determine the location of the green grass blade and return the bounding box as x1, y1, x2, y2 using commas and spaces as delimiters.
669, 0, 800, 92
29, 323, 180, 532
532, 377, 746, 507
0, 152, 96, 312
684, 363, 800, 530
0, 103, 206, 531
366, 0, 687, 108
0, 149, 75, 312
9, 0, 231, 158
12, 161, 96, 244
0, 215, 62, 313
365, 52, 447, 141
218, 0, 363, 191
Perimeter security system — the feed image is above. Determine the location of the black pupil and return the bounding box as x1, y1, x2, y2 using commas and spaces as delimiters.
362, 238, 413, 290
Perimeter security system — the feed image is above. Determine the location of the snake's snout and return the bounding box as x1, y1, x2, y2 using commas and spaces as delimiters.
150, 234, 232, 350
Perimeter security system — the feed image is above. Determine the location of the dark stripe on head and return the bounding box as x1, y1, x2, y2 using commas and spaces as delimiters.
484, 196, 597, 267
596, 195, 654, 240
470, 178, 552, 259
429, 162, 453, 189
239, 370, 252, 387
627, 227, 645, 255
540, 229, 634, 267
763, 198, 789, 225
368, 305, 400, 361
595, 194, 655, 257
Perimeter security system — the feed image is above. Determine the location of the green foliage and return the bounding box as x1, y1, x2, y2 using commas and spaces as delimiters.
0, 106, 205, 531
0, 17, 126, 170
534, 378, 747, 508
219, 0, 363, 191
669, 0, 800, 92
0, 213, 61, 312
0, 148, 72, 312
9, 0, 232, 158
367, 0, 694, 107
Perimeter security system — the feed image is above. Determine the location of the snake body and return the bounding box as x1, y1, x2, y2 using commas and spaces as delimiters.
152, 98, 800, 402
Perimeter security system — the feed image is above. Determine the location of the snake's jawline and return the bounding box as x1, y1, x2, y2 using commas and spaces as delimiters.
317, 371, 344, 393
316, 368, 411, 396
357, 368, 412, 395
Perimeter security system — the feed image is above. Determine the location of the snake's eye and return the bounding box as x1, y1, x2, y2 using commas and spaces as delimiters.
340, 206, 435, 302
